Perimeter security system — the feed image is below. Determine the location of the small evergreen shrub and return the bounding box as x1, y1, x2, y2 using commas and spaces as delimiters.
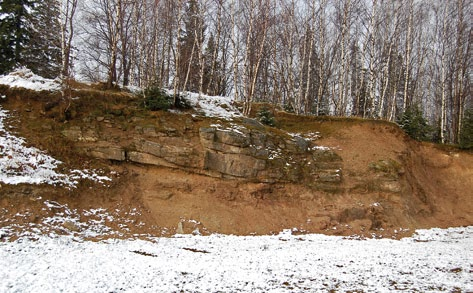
283, 103, 295, 113
143, 86, 171, 111
459, 108, 473, 149
257, 107, 275, 126
142, 86, 191, 111
397, 105, 433, 141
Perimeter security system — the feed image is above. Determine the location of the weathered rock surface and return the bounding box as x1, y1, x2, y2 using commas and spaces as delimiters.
127, 151, 177, 168
199, 125, 343, 183
204, 151, 266, 178
86, 143, 126, 161
63, 121, 344, 186
62, 126, 98, 142
133, 138, 199, 168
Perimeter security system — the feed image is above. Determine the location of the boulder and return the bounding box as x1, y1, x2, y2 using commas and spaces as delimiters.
293, 136, 310, 152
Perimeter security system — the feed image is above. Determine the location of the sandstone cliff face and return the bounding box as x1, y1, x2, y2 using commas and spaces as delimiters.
200, 125, 342, 184
62, 117, 343, 188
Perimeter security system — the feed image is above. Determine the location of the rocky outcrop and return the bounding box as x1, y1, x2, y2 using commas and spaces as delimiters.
61, 126, 98, 142
199, 125, 342, 184
133, 138, 200, 168
62, 119, 344, 186
85, 142, 126, 161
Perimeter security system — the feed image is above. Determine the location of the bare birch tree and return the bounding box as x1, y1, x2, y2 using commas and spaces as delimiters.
59, 0, 78, 113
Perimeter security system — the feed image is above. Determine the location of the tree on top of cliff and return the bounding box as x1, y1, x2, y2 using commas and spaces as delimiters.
0, 0, 61, 77
459, 108, 473, 149
398, 104, 432, 141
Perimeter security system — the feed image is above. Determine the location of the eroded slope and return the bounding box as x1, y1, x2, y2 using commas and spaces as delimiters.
0, 87, 472, 240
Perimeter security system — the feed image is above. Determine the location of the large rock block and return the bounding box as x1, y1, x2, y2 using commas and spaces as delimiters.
200, 127, 253, 155
127, 151, 176, 168
87, 144, 126, 161
135, 140, 163, 157
199, 126, 344, 184
215, 129, 250, 147
204, 151, 266, 178
134, 139, 199, 168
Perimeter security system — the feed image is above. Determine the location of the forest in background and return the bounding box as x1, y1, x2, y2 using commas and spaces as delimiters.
0, 0, 471, 146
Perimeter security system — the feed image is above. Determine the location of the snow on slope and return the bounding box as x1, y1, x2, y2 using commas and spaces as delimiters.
0, 200, 148, 241
0, 68, 241, 119
166, 89, 242, 119
0, 227, 471, 292
0, 69, 111, 187
0, 68, 61, 91
0, 106, 110, 187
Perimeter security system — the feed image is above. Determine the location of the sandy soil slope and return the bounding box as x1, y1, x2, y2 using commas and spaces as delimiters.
0, 85, 472, 240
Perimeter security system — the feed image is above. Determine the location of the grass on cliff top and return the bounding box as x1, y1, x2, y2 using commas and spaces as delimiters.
247, 102, 400, 138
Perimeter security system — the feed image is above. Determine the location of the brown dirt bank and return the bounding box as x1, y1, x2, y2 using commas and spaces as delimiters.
0, 89, 472, 240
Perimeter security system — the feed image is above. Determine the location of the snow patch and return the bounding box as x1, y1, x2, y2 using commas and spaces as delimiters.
166, 90, 242, 119
0, 67, 61, 91
311, 145, 332, 151
0, 201, 148, 242
0, 107, 111, 188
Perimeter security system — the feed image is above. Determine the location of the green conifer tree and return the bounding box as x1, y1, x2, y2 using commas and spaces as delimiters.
0, 0, 60, 77
25, 0, 61, 78
398, 104, 433, 141
459, 108, 473, 149
0, 0, 33, 74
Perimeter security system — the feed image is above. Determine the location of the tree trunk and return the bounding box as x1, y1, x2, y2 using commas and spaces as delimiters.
60, 0, 78, 116
402, 0, 413, 112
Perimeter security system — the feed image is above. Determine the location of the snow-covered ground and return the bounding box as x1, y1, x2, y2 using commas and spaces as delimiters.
167, 90, 242, 119
0, 227, 471, 292
0, 67, 61, 92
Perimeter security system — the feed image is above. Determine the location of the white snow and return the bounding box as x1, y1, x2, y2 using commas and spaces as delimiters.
0, 106, 110, 187
0, 200, 150, 241
311, 145, 332, 151
168, 90, 242, 119
0, 227, 471, 292
0, 67, 61, 91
